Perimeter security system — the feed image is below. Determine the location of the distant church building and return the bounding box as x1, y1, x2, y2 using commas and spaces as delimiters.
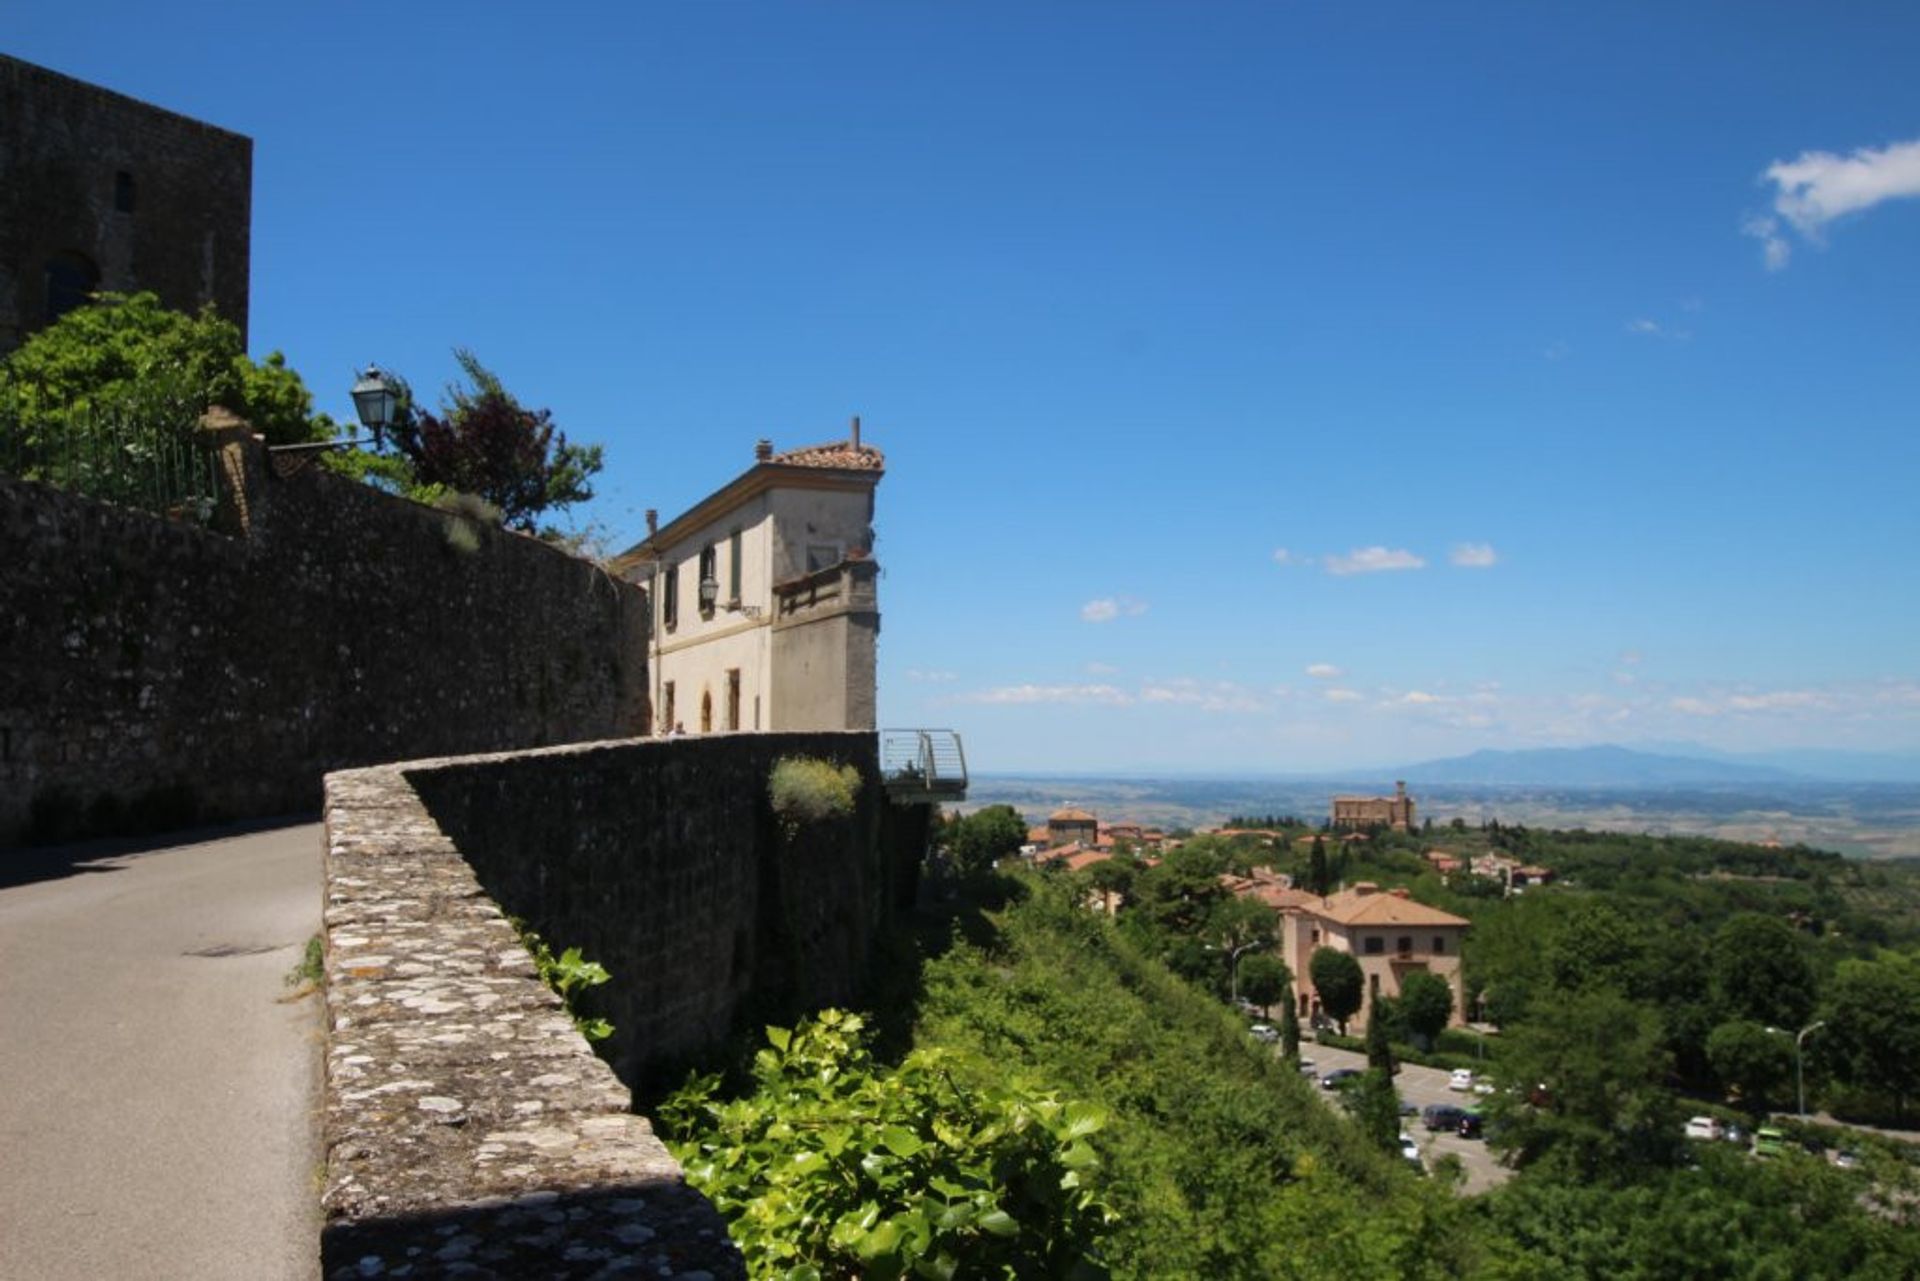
0, 54, 252, 355
1331, 781, 1416, 831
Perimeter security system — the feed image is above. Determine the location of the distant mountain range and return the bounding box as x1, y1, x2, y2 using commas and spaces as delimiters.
1389, 744, 1920, 786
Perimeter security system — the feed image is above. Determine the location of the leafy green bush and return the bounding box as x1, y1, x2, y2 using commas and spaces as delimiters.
769, 757, 861, 827
660, 1009, 1113, 1279
511, 919, 613, 1043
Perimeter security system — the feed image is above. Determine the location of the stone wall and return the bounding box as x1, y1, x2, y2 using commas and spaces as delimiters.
397, 731, 918, 1095
320, 734, 925, 1275
321, 753, 743, 1280
1, 435, 649, 846
0, 54, 251, 353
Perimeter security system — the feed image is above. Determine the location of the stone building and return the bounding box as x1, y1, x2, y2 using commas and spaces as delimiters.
0, 55, 252, 355
1047, 807, 1099, 849
610, 421, 882, 735
1278, 883, 1469, 1032
1331, 780, 1416, 831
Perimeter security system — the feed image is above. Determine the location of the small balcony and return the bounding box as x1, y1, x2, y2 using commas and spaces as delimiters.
879, 729, 968, 804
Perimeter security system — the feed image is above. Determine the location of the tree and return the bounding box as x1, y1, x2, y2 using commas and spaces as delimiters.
1278, 990, 1301, 1063
1345, 1068, 1402, 1155
0, 292, 332, 479
948, 804, 1027, 877
1706, 1020, 1795, 1113
1487, 989, 1679, 1182
1822, 950, 1920, 1120
379, 348, 602, 531
1239, 953, 1290, 1016
1365, 985, 1396, 1076
1310, 947, 1364, 1034
1307, 836, 1331, 896
1399, 971, 1454, 1049
1710, 914, 1817, 1030
1082, 854, 1137, 914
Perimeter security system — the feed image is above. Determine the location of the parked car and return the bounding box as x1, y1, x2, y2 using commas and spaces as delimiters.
1457, 1112, 1485, 1139
1683, 1116, 1724, 1142
1398, 1132, 1422, 1168
1320, 1068, 1363, 1090
1752, 1127, 1788, 1159
1448, 1068, 1477, 1092
1832, 1149, 1862, 1170
1296, 1057, 1316, 1074
1422, 1103, 1468, 1132
1249, 1023, 1280, 1044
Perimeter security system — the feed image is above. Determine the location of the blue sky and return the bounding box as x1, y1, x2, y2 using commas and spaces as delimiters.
12, 3, 1919, 771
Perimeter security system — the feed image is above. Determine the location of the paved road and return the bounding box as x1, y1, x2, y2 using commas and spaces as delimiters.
0, 822, 323, 1281
1294, 1041, 1512, 1195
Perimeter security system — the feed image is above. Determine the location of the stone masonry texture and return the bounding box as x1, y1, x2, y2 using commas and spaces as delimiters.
322, 753, 744, 1280
0, 436, 648, 846
321, 735, 921, 1276
0, 54, 251, 353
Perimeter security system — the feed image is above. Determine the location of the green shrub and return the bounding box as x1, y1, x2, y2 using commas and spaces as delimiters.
768, 756, 861, 827
660, 1009, 1113, 1279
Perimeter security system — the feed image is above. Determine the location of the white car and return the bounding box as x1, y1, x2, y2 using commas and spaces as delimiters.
1398, 1132, 1423, 1168
1249, 1023, 1280, 1044
1683, 1116, 1723, 1142
1448, 1068, 1476, 1092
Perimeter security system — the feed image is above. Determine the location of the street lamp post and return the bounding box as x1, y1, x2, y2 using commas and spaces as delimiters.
1795, 1020, 1826, 1120
1209, 940, 1262, 1007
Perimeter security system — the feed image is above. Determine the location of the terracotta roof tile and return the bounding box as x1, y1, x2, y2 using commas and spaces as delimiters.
1308, 889, 1470, 928
771, 440, 886, 471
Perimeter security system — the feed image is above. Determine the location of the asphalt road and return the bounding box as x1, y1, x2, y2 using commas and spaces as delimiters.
1295, 1041, 1513, 1195
0, 822, 323, 1280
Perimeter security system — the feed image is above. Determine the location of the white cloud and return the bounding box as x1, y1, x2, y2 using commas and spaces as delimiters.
1085, 661, 1120, 676
1140, 678, 1267, 714
1081, 596, 1147, 623
906, 668, 957, 683
1400, 690, 1442, 705
1626, 317, 1691, 342
1749, 138, 1920, 268
1306, 663, 1345, 680
1670, 697, 1720, 717
1726, 690, 1825, 712
1324, 546, 1426, 576
1618, 649, 1643, 666
1271, 547, 1305, 566
1449, 542, 1497, 569
952, 683, 1134, 707
1324, 687, 1364, 703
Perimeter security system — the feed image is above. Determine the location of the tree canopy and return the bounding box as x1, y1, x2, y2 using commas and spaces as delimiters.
374, 348, 602, 531
1310, 947, 1365, 1033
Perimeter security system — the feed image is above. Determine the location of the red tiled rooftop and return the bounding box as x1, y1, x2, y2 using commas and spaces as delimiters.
772, 440, 886, 471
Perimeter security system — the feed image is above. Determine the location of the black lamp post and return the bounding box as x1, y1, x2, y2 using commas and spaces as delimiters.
349, 365, 402, 449
698, 574, 720, 612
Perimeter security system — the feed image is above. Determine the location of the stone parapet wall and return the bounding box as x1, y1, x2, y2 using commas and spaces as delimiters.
320, 732, 924, 1276
322, 753, 743, 1280
1, 435, 648, 846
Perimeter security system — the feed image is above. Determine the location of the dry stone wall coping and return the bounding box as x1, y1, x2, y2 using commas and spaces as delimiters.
321, 749, 744, 1280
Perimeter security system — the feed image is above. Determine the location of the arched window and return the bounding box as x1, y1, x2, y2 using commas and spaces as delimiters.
44, 251, 99, 324
700, 689, 713, 733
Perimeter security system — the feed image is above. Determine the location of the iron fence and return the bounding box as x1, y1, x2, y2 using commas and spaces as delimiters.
0, 405, 222, 523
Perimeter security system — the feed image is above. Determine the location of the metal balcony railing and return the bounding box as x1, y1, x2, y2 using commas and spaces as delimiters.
879, 729, 968, 804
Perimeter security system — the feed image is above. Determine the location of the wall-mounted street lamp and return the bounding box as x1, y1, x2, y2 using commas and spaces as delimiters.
698, 574, 720, 612
268, 364, 404, 466
349, 364, 402, 449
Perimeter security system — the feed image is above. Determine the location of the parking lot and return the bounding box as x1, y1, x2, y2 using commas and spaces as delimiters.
1291, 1041, 1513, 1195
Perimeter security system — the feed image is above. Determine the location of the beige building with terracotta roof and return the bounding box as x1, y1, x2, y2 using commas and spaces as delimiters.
1279, 882, 1469, 1033
610, 421, 882, 735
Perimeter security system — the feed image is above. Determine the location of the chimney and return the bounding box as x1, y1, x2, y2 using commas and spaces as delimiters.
850, 415, 861, 451
644, 509, 658, 538
754, 438, 773, 462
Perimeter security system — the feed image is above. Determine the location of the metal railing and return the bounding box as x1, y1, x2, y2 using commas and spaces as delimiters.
879, 728, 969, 804
1, 405, 221, 523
